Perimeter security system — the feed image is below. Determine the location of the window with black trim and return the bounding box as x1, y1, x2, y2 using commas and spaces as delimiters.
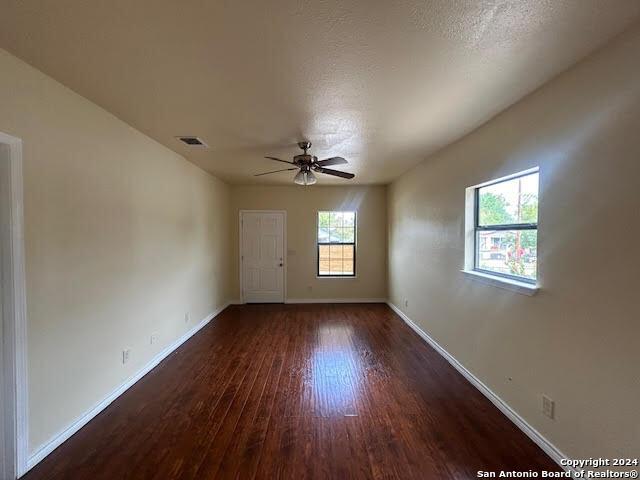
474, 171, 539, 283
317, 211, 356, 277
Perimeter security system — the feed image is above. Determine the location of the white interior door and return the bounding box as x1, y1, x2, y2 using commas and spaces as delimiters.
241, 211, 285, 303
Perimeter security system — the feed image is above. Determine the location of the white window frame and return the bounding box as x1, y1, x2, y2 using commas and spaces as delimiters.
316, 211, 357, 278
462, 167, 540, 296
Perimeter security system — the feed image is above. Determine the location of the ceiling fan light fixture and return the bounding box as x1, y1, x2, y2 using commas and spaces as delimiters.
294, 169, 317, 186
262, 142, 353, 183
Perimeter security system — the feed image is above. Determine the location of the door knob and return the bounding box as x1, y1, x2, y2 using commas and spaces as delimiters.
279, 263, 283, 267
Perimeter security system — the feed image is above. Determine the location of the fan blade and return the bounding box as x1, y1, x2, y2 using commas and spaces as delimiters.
315, 167, 355, 179
316, 156, 347, 167
254, 168, 297, 177
265, 156, 295, 165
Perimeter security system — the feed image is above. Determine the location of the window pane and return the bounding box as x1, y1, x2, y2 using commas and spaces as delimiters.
318, 211, 330, 228
328, 227, 341, 243
342, 227, 355, 243
342, 258, 354, 274
476, 229, 537, 281
335, 227, 354, 243
327, 245, 348, 275
318, 245, 330, 275
330, 211, 344, 227
317, 211, 356, 276
344, 212, 355, 227
318, 227, 330, 242
319, 259, 331, 275
330, 256, 344, 275
319, 244, 330, 259
478, 172, 538, 226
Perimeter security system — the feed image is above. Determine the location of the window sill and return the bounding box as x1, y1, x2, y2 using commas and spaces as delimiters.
460, 270, 539, 296
316, 275, 357, 279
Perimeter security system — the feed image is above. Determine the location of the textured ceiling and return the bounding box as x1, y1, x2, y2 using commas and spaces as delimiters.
1, 1, 639, 184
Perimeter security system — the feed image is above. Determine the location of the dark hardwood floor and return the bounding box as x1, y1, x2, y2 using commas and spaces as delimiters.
24, 304, 560, 479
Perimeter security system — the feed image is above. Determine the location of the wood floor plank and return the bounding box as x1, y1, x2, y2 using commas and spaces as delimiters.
23, 304, 561, 480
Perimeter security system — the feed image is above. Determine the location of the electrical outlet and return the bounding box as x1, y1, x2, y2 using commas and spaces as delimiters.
150, 333, 158, 345
122, 349, 131, 364
404, 299, 409, 308
307, 285, 313, 292
542, 394, 555, 419
184, 312, 190, 323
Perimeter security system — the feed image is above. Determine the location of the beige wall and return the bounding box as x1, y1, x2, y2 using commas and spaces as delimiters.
388, 25, 640, 460
0, 49, 231, 453
230, 186, 387, 301
4, 16, 638, 465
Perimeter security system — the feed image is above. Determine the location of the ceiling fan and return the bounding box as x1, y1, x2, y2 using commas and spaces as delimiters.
256, 141, 355, 185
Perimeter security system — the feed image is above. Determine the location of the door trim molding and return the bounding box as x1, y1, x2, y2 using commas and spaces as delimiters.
239, 210, 287, 304
0, 131, 29, 478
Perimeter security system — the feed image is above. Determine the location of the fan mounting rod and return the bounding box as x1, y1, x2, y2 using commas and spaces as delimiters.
298, 141, 312, 154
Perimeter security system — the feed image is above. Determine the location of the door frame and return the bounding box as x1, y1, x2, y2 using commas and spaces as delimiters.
239, 210, 287, 304
0, 132, 28, 478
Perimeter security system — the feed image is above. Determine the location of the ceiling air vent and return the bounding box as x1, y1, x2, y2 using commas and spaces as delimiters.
176, 136, 208, 147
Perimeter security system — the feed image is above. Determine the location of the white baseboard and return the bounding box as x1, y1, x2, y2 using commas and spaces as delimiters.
285, 298, 386, 304
25, 302, 230, 473
24, 301, 571, 475
386, 301, 572, 474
